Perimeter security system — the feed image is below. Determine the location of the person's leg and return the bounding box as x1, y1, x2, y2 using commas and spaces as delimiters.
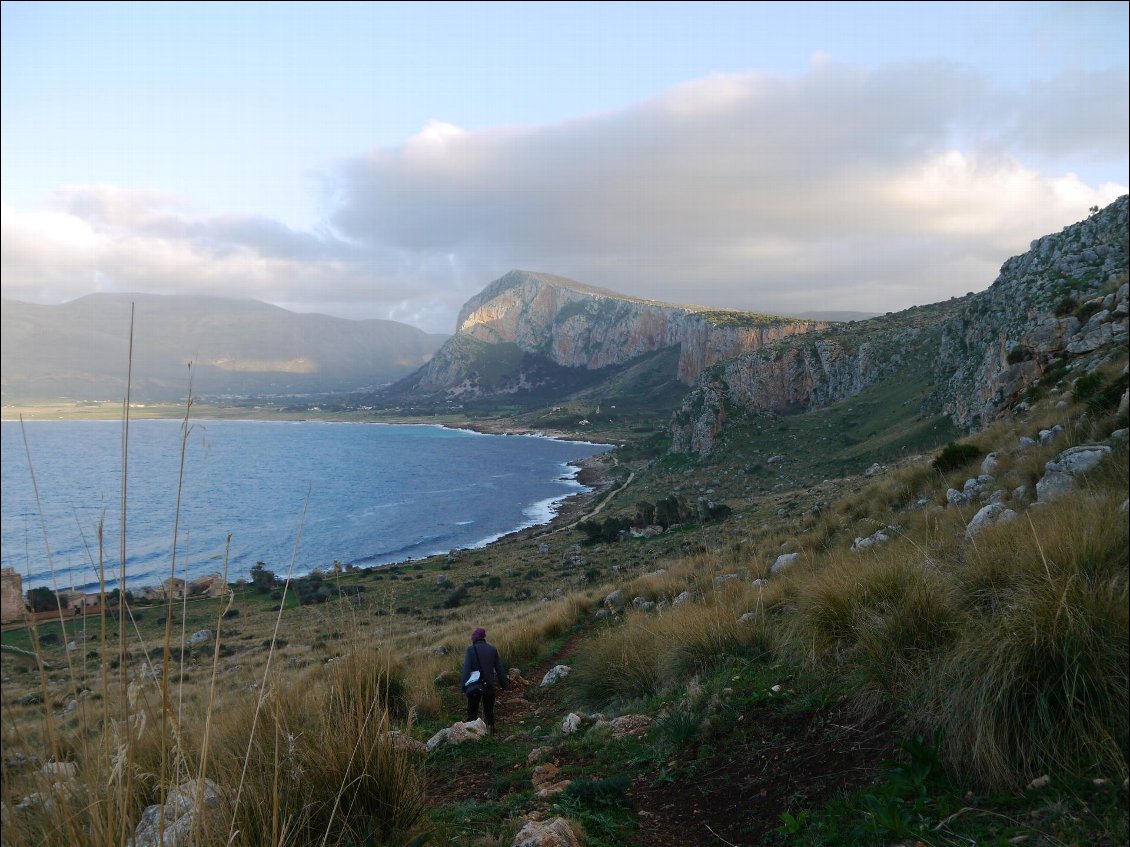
482, 686, 497, 731
466, 691, 481, 722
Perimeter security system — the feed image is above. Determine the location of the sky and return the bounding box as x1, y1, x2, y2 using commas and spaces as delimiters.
2, 2, 1127, 334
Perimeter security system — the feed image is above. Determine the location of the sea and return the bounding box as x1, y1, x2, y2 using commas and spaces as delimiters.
0, 419, 610, 593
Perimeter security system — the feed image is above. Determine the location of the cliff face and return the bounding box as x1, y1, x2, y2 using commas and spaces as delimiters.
933, 196, 1129, 426
671, 196, 1129, 453
416, 270, 824, 394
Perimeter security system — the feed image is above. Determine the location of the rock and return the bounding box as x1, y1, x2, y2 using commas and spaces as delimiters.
530, 763, 571, 798
188, 629, 213, 646
946, 488, 972, 506
527, 746, 549, 764
672, 590, 695, 607
851, 530, 890, 551
541, 665, 571, 687
864, 462, 885, 477
631, 596, 656, 611
1018, 436, 1036, 448
1012, 484, 1031, 504
609, 714, 652, 738
767, 455, 785, 465
66, 641, 78, 652
965, 503, 1019, 537
1036, 444, 1112, 502
1038, 425, 1065, 445
131, 778, 225, 847
385, 731, 426, 757
988, 489, 1008, 505
434, 669, 459, 686
980, 452, 1001, 475
1122, 499, 1129, 513
593, 608, 612, 620
712, 573, 739, 587
561, 713, 583, 734
41, 761, 77, 779
537, 542, 550, 555
770, 552, 799, 574
435, 574, 450, 587
425, 718, 490, 752
1026, 774, 1051, 791
1109, 427, 1128, 445
750, 578, 768, 588
738, 612, 759, 624
511, 816, 581, 847
603, 590, 624, 610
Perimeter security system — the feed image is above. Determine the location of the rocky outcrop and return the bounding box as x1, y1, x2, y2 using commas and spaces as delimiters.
934, 196, 1129, 426
415, 270, 824, 392
672, 197, 1129, 452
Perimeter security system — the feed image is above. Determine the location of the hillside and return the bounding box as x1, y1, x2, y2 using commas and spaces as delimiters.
0, 294, 448, 402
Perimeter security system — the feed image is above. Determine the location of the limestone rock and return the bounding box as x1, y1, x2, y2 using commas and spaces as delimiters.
610, 714, 653, 738
130, 778, 225, 847
541, 665, 571, 687
672, 590, 695, 607
631, 596, 656, 611
1036, 444, 1112, 502
530, 763, 571, 798
188, 629, 213, 646
965, 503, 1019, 537
712, 573, 739, 587
851, 530, 890, 551
511, 816, 581, 847
561, 713, 583, 734
770, 552, 799, 574
603, 590, 624, 610
425, 718, 489, 752
386, 731, 426, 757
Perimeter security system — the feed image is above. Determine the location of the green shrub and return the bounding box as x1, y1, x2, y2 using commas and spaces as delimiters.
931, 441, 983, 473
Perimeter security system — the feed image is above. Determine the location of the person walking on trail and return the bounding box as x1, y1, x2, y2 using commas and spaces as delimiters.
462, 627, 509, 732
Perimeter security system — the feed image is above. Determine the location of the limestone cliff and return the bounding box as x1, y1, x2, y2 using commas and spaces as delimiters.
671, 196, 1129, 453
412, 271, 825, 396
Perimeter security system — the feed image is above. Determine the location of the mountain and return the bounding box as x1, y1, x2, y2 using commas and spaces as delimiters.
393, 270, 826, 401
671, 196, 1129, 452
0, 294, 448, 402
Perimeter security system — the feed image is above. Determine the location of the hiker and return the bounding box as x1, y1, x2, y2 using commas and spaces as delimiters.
461, 627, 509, 732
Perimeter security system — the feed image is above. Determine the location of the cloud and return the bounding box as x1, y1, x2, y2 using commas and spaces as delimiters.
3, 60, 1126, 332
329, 60, 1126, 317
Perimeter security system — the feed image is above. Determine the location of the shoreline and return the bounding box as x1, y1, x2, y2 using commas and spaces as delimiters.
2, 413, 621, 598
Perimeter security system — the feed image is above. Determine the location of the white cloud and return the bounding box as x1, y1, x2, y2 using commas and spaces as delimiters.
2, 60, 1126, 332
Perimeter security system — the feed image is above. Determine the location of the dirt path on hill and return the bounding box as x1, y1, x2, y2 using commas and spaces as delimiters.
426, 615, 893, 846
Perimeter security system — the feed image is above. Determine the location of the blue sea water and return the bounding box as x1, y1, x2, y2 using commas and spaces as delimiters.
0, 419, 609, 592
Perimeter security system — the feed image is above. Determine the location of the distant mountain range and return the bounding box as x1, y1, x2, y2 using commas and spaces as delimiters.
1, 294, 448, 402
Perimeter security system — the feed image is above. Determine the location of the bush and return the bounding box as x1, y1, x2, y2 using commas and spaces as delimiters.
931, 441, 983, 473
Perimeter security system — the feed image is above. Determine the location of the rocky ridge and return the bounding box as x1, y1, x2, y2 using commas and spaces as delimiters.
671, 197, 1129, 452
412, 270, 825, 394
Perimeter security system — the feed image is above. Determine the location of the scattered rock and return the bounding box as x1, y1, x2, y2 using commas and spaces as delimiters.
965, 503, 1019, 537
188, 629, 213, 646
767, 455, 785, 465
1026, 774, 1051, 791
130, 778, 225, 847
41, 761, 77, 779
864, 462, 885, 477
527, 746, 549, 764
541, 665, 571, 687
750, 578, 768, 588
511, 815, 581, 847
425, 718, 490, 752
712, 573, 739, 587
672, 590, 695, 607
561, 713, 583, 734
980, 452, 1001, 475
530, 763, 571, 798
631, 596, 656, 611
946, 488, 973, 506
602, 590, 624, 610
1038, 425, 1065, 445
770, 552, 799, 574
1018, 436, 1036, 449
609, 714, 652, 738
385, 731, 426, 757
1036, 444, 1112, 502
851, 530, 890, 551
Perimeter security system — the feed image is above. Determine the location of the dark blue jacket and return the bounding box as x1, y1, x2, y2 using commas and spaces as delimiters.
462, 639, 508, 691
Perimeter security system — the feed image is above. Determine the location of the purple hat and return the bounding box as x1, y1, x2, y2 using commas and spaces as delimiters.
471, 627, 486, 642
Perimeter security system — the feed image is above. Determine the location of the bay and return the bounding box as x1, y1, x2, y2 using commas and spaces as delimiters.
0, 419, 609, 592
